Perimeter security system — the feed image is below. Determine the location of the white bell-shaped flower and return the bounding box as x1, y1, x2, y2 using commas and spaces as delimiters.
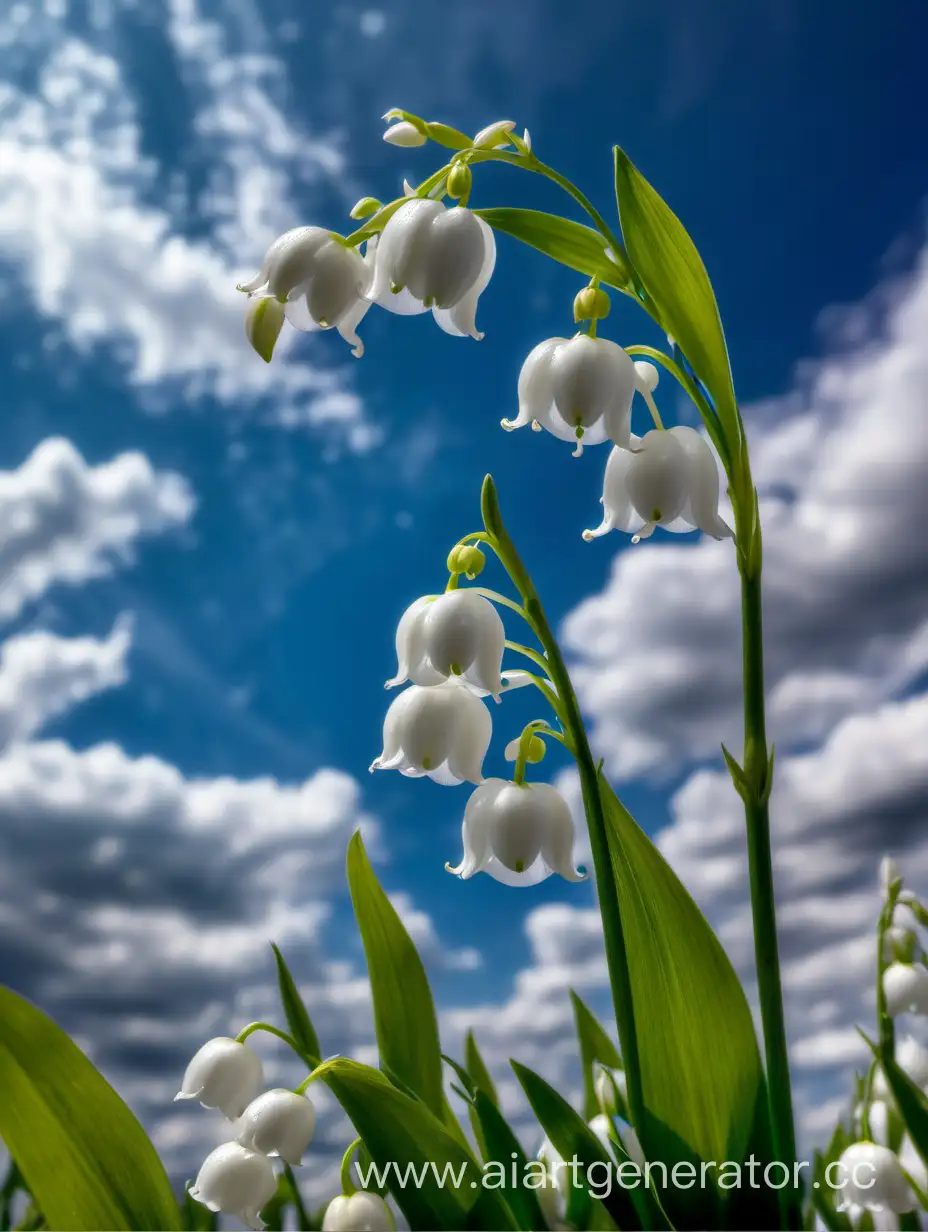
872, 1037, 928, 1102
239, 227, 371, 357
366, 199, 496, 339
371, 678, 491, 785
884, 923, 920, 964
503, 335, 643, 455
883, 963, 928, 1016
447, 778, 586, 885
322, 1191, 393, 1231
385, 591, 505, 695
835, 1141, 914, 1220
175, 1037, 263, 1120
383, 121, 426, 147
473, 119, 516, 149
584, 426, 733, 543
236, 1088, 316, 1166
189, 1142, 278, 1231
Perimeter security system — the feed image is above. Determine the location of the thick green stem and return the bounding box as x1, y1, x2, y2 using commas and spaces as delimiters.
480, 477, 645, 1139
738, 533, 800, 1230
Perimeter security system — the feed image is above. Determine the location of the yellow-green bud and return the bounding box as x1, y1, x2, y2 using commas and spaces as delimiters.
573, 285, 611, 323
244, 296, 285, 364
446, 544, 485, 578
446, 163, 472, 201
525, 735, 546, 764
349, 196, 382, 220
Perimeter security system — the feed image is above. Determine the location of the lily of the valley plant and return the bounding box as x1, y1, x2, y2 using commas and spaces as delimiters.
2, 108, 927, 1232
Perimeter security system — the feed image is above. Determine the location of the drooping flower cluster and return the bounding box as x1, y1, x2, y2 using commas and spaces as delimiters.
176, 1037, 317, 1229
371, 584, 584, 886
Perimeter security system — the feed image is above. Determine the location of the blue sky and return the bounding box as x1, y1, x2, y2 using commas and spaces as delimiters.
2, 0, 928, 1212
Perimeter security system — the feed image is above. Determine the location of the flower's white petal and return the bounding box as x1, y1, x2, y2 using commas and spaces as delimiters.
385, 596, 434, 689
500, 669, 539, 693
447, 685, 492, 784
439, 592, 505, 694
487, 782, 545, 874
503, 736, 521, 761
334, 295, 372, 358
367, 199, 439, 305
400, 686, 458, 772
447, 779, 506, 876
420, 207, 487, 307
264, 227, 333, 301
428, 760, 464, 786
284, 292, 322, 333
371, 686, 420, 770
237, 1089, 316, 1166
625, 430, 689, 526
536, 782, 587, 882
668, 425, 733, 539
190, 1144, 278, 1227
510, 338, 562, 431
473, 119, 516, 148
383, 121, 426, 147
484, 853, 552, 886
551, 336, 637, 434
238, 228, 318, 294
883, 963, 928, 1016
582, 443, 641, 540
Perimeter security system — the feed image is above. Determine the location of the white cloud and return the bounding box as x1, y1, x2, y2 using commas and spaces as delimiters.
0, 437, 193, 620
0, 617, 131, 747
0, 5, 373, 446
563, 243, 928, 779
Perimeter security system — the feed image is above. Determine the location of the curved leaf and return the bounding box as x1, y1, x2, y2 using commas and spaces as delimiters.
474, 208, 630, 289
512, 1060, 644, 1232
0, 986, 181, 1231
319, 1058, 517, 1231
346, 832, 444, 1119
876, 1050, 928, 1176
464, 1031, 498, 1106
598, 776, 779, 1229
570, 990, 623, 1122
270, 943, 321, 1066
612, 147, 740, 448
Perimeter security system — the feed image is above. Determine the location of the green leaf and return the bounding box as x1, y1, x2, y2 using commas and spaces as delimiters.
512, 1060, 644, 1232
598, 776, 779, 1229
468, 1090, 547, 1232
0, 986, 181, 1232
319, 1058, 517, 1231
473, 208, 630, 289
270, 943, 321, 1066
612, 146, 740, 450
570, 990, 623, 1122
346, 831, 444, 1119
464, 1031, 498, 1106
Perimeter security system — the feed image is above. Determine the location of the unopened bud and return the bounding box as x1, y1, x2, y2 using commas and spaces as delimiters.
244, 296, 285, 364
446, 163, 472, 201
473, 119, 516, 149
573, 285, 611, 323
383, 121, 427, 148
423, 122, 472, 151
880, 856, 902, 899
447, 544, 485, 579
525, 735, 546, 764
350, 196, 382, 220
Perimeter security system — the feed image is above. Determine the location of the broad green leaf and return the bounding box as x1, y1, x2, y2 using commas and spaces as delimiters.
319, 1058, 517, 1231
570, 990, 623, 1122
346, 831, 444, 1119
612, 147, 740, 449
464, 1031, 498, 1105
0, 986, 181, 1231
270, 943, 321, 1066
468, 1090, 547, 1232
598, 776, 779, 1229
474, 208, 630, 289
512, 1060, 643, 1232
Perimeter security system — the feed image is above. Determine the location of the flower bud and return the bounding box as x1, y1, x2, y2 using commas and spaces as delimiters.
473, 119, 516, 149
350, 196, 382, 220
245, 296, 286, 364
883, 962, 928, 1017
383, 121, 427, 148
503, 734, 546, 764
446, 544, 485, 578
189, 1143, 278, 1230
594, 1063, 623, 1117
237, 1089, 317, 1166
835, 1141, 914, 1218
424, 121, 472, 151
573, 286, 611, 323
446, 162, 473, 201
322, 1191, 392, 1231
175, 1038, 263, 1120
881, 855, 902, 899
